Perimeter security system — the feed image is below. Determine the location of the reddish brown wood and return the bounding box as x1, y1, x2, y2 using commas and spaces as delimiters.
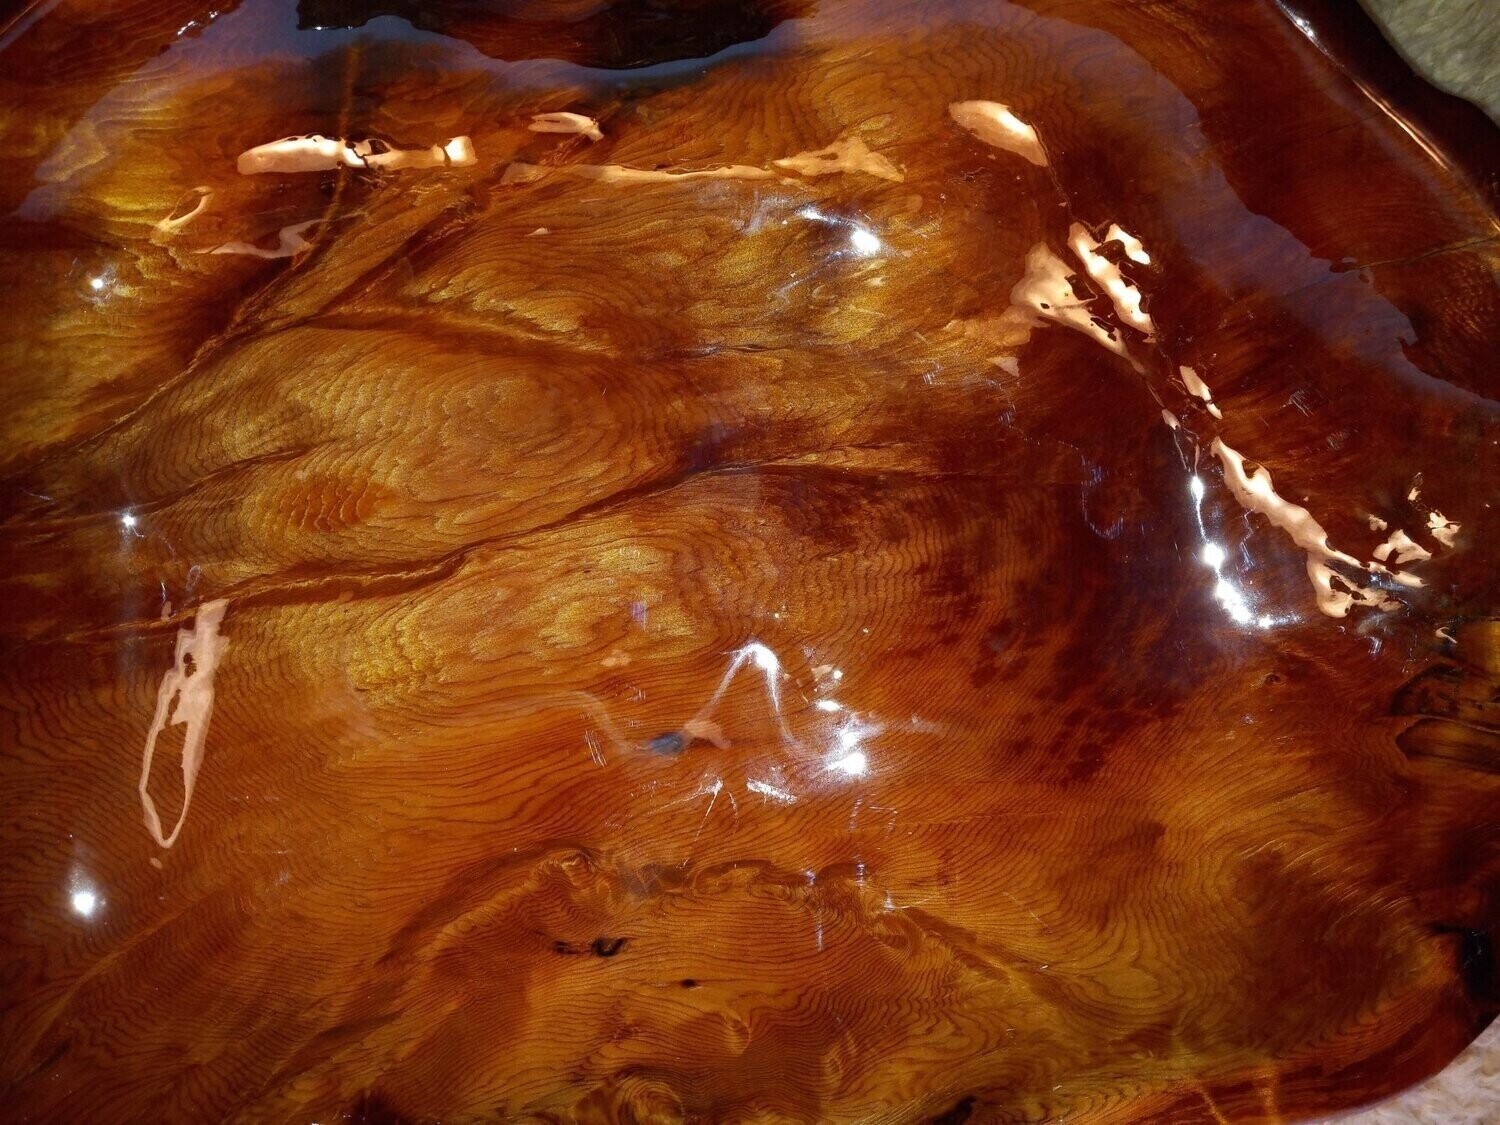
0, 0, 1496, 1121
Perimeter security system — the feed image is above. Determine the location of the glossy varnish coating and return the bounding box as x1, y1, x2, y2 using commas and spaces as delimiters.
0, 0, 1496, 1121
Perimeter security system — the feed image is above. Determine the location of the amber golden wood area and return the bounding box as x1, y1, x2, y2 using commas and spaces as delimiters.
0, 0, 1496, 1121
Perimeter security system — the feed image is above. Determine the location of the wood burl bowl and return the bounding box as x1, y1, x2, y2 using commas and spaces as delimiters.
0, 0, 1495, 1121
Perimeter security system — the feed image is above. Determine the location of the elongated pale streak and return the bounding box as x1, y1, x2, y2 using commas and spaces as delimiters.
154, 186, 212, 234
747, 778, 797, 803
528, 112, 602, 142
1179, 365, 1222, 419
948, 100, 1047, 166
511, 145, 905, 190
503, 161, 775, 185
139, 600, 229, 848
773, 137, 905, 182
206, 220, 319, 260
236, 134, 476, 175
1069, 223, 1155, 338
683, 641, 803, 750
570, 163, 774, 184
1210, 441, 1416, 617
695, 643, 774, 713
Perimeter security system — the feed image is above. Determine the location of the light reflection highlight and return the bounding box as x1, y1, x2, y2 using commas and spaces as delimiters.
739, 642, 777, 676
826, 718, 877, 777
85, 267, 117, 299
683, 640, 797, 749
1189, 474, 1276, 629
68, 870, 102, 919
828, 749, 867, 776
796, 206, 883, 257
849, 227, 881, 255
747, 777, 797, 803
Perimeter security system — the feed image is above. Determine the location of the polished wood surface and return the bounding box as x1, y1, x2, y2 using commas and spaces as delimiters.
1, 0, 1496, 1121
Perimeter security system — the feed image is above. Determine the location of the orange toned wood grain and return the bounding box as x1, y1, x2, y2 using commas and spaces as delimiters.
0, 0, 1495, 1120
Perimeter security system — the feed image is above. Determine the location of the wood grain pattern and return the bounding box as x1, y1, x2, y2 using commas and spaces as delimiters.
0, 0, 1496, 1121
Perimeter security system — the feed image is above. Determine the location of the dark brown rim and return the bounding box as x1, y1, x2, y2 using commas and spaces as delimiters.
1275, 0, 1500, 213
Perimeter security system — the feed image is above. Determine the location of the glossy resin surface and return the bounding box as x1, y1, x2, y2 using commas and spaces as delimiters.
0, 0, 1496, 1121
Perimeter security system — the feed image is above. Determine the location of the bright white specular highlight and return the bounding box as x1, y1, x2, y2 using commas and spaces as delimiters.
744, 642, 780, 675
1190, 473, 1265, 630
829, 750, 867, 776
947, 100, 1047, 166
1213, 577, 1254, 626
826, 718, 877, 777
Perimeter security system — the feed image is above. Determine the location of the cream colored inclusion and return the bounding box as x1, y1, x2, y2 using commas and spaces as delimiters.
139, 600, 230, 849
1211, 441, 1409, 618
947, 100, 1048, 166
236, 134, 476, 174
1069, 223, 1156, 339
528, 112, 603, 142
773, 137, 905, 182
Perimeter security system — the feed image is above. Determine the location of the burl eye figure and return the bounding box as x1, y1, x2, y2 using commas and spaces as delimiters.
0, 0, 1495, 1122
